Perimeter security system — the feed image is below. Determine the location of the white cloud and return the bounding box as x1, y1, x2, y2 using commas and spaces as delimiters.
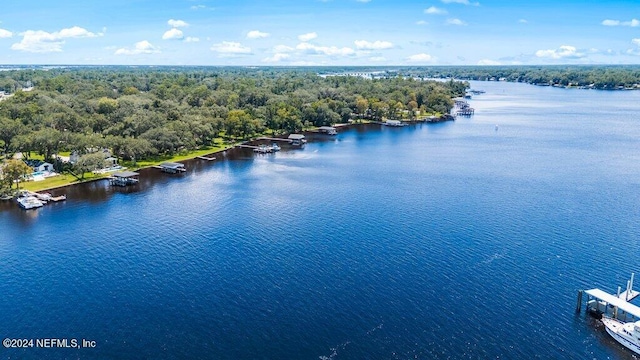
168, 19, 189, 28
162, 28, 184, 40
446, 18, 467, 25
115, 40, 159, 55
518, 19, 528, 24
0, 28, 12, 38
185, 37, 200, 43
602, 19, 640, 27
441, 0, 479, 5
274, 44, 294, 53
263, 53, 290, 62
296, 42, 355, 56
416, 20, 428, 25
191, 5, 207, 10
478, 59, 501, 65
369, 56, 386, 62
425, 6, 447, 15
535, 45, 585, 59
11, 26, 99, 53
354, 40, 394, 50
406, 53, 435, 63
298, 32, 317, 42
247, 30, 270, 39
629, 39, 640, 55
211, 41, 251, 55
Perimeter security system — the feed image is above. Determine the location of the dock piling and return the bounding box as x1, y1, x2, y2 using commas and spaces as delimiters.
576, 290, 583, 312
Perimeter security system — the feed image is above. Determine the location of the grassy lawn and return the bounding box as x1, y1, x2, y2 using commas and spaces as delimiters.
20, 172, 108, 192
126, 142, 232, 169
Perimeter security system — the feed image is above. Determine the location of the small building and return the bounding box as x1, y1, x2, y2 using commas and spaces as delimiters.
108, 171, 139, 186
104, 157, 118, 167
159, 162, 186, 174
288, 134, 307, 146
384, 120, 403, 127
24, 160, 54, 172
318, 126, 337, 135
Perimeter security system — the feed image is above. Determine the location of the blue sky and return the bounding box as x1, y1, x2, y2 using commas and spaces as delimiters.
0, 0, 639, 65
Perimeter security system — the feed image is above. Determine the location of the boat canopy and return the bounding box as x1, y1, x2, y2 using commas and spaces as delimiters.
585, 288, 640, 318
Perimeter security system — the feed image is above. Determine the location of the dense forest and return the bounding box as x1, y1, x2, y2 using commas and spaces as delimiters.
0, 67, 465, 167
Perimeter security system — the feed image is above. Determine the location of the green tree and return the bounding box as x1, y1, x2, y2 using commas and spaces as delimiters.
74, 153, 108, 179
0, 117, 26, 155
2, 159, 32, 190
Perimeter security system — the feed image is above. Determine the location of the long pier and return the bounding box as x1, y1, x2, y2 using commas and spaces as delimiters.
196, 156, 216, 161
237, 144, 261, 149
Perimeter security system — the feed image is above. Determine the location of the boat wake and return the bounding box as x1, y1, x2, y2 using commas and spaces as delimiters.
480, 250, 506, 265
318, 322, 384, 360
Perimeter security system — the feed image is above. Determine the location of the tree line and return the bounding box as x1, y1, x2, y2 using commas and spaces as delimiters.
0, 67, 463, 167
389, 65, 640, 90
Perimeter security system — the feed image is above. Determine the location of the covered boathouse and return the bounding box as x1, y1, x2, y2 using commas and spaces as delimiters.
287, 134, 307, 146
159, 162, 186, 174
317, 126, 337, 135
109, 171, 140, 186
578, 273, 640, 322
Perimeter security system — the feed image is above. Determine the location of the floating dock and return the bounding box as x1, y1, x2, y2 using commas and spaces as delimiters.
196, 156, 216, 161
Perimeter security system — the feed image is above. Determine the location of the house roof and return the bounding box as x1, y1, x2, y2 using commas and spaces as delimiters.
24, 159, 52, 167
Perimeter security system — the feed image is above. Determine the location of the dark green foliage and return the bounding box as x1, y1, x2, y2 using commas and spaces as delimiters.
0, 66, 469, 160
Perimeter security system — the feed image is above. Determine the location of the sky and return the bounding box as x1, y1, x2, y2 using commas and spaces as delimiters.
0, 0, 639, 66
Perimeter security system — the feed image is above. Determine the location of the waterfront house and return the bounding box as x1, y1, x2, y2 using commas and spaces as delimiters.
24, 160, 54, 173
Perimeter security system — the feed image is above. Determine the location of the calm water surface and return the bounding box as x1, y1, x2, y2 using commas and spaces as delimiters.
2, 81, 640, 359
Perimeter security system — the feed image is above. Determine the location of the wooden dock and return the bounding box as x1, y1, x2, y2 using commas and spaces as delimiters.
238, 144, 260, 149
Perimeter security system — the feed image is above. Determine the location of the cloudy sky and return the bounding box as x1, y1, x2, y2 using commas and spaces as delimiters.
0, 0, 639, 66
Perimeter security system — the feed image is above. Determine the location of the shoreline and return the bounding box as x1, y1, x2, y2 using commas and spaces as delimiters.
9, 116, 451, 196
12, 122, 360, 194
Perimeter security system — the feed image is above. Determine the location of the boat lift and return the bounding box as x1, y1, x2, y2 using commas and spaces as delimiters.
577, 273, 640, 322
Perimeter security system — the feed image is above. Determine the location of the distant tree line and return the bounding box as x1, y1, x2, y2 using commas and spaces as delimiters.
0, 67, 464, 164
391, 65, 640, 90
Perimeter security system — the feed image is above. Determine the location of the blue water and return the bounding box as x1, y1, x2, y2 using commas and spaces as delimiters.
2, 81, 640, 359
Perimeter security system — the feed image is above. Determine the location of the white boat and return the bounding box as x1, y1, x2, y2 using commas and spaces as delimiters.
16, 196, 44, 210
602, 317, 640, 355
271, 143, 281, 151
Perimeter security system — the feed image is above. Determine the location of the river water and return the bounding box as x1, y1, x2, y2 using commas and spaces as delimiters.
2, 81, 640, 359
